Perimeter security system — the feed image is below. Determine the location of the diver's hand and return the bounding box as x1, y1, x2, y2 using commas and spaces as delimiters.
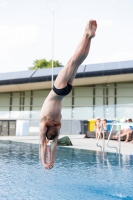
43, 161, 54, 170
43, 162, 49, 169
48, 160, 54, 169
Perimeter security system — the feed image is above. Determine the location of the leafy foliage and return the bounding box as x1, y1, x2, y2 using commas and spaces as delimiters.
29, 59, 62, 70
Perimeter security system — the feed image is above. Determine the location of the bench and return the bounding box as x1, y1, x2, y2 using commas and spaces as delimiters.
86, 131, 133, 141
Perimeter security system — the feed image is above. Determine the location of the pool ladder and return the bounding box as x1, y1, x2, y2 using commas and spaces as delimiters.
96, 121, 121, 155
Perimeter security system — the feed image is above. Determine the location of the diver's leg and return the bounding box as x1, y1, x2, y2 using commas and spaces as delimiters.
68, 40, 91, 84
124, 130, 132, 142
54, 20, 97, 89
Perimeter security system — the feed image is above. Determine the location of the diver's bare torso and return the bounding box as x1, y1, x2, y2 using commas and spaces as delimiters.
40, 90, 63, 126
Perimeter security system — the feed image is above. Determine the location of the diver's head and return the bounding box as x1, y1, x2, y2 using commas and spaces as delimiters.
46, 126, 58, 140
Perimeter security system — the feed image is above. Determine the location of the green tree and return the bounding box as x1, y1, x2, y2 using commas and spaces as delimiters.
28, 59, 62, 70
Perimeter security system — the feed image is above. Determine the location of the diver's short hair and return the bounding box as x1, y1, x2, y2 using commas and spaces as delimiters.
46, 126, 58, 140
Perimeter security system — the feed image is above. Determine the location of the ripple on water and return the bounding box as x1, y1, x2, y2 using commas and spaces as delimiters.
0, 141, 133, 200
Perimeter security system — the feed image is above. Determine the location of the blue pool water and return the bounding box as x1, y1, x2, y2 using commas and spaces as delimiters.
0, 141, 133, 200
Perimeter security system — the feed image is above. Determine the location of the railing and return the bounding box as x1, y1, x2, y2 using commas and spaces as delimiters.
96, 122, 133, 155
107, 121, 119, 153
96, 127, 105, 152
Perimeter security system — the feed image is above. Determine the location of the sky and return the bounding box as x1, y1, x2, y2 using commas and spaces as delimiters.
0, 0, 133, 73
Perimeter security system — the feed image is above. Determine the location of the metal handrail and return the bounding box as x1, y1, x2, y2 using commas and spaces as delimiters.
96, 128, 105, 152
96, 121, 133, 155
96, 130, 102, 152
39, 136, 41, 160
102, 130, 105, 153
107, 121, 118, 153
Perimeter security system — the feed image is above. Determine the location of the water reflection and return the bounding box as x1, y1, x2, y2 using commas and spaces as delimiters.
0, 140, 39, 165
0, 141, 133, 200
0, 141, 132, 169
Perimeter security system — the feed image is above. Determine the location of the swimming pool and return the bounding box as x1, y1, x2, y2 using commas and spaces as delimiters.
0, 141, 133, 200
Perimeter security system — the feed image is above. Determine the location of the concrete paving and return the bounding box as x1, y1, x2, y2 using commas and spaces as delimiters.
0, 135, 133, 155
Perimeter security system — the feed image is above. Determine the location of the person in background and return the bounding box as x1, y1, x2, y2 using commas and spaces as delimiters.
113, 117, 128, 139
100, 119, 107, 138
116, 118, 133, 142
95, 117, 102, 139
113, 118, 133, 142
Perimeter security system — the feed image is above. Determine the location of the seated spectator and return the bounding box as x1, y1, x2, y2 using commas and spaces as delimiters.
113, 117, 128, 139
100, 119, 107, 138
113, 118, 133, 142
95, 117, 102, 139
122, 119, 133, 142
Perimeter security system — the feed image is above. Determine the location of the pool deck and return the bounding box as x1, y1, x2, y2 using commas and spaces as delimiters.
0, 135, 133, 155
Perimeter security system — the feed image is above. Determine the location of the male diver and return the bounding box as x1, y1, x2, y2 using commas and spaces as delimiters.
40, 20, 97, 169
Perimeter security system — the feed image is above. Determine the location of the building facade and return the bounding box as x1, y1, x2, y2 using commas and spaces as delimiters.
0, 60, 133, 135
0, 82, 133, 120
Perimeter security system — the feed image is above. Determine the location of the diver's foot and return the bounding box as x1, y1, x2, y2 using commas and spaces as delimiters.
85, 20, 97, 39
